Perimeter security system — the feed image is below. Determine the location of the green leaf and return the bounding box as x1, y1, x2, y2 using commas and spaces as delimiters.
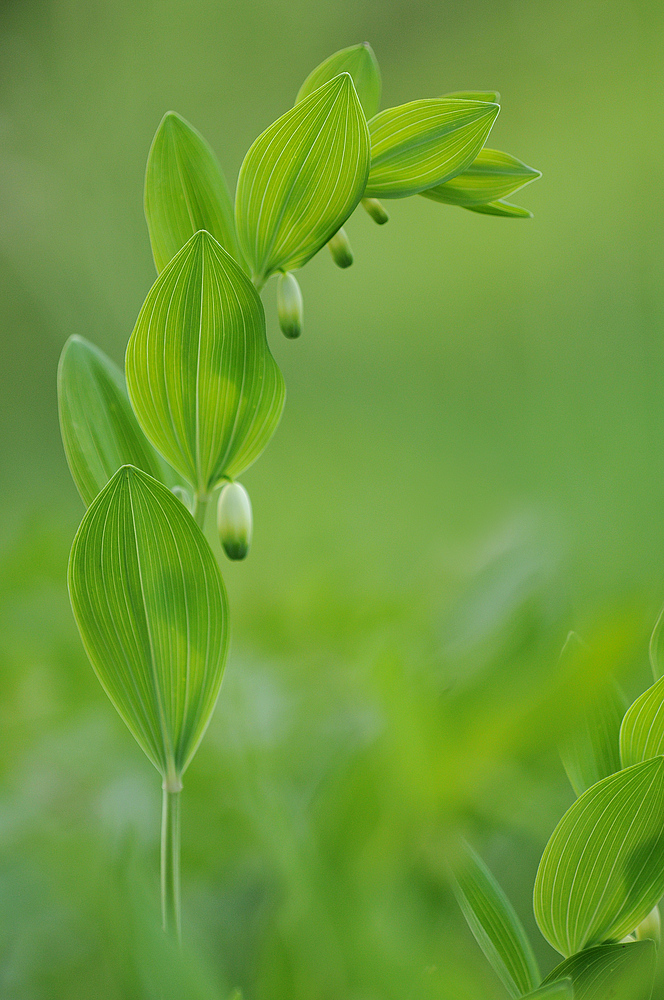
68, 466, 229, 783
558, 637, 625, 795
442, 90, 500, 103
126, 230, 285, 494
296, 42, 381, 119
58, 335, 176, 506
523, 982, 573, 999
451, 840, 540, 997
649, 605, 664, 679
620, 675, 664, 768
465, 200, 533, 217
145, 111, 243, 273
534, 757, 664, 956
236, 74, 370, 283
364, 98, 499, 199
542, 941, 656, 1000
421, 148, 541, 208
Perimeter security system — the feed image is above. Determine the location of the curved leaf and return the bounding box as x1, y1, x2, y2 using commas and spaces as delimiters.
126, 230, 285, 494
649, 605, 664, 679
451, 840, 540, 997
145, 111, 243, 272
236, 74, 370, 283
296, 42, 381, 119
68, 466, 229, 783
58, 335, 175, 506
421, 148, 541, 208
534, 757, 664, 956
559, 671, 625, 795
466, 200, 533, 218
542, 941, 656, 1000
442, 90, 500, 103
620, 675, 664, 768
364, 98, 499, 199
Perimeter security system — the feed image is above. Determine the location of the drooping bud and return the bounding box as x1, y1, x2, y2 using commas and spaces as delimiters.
277, 271, 303, 339
328, 227, 353, 268
636, 905, 661, 944
361, 197, 389, 225
170, 484, 193, 512
217, 481, 252, 560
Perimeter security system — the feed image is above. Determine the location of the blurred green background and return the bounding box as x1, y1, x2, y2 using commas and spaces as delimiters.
1, 0, 664, 996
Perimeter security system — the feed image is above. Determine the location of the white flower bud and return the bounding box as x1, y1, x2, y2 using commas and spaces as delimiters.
217, 482, 252, 560
277, 271, 303, 339
636, 904, 661, 944
328, 227, 353, 268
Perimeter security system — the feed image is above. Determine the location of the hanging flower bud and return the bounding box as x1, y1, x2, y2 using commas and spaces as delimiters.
361, 197, 389, 225
636, 905, 661, 944
277, 271, 303, 339
217, 482, 252, 560
328, 227, 353, 268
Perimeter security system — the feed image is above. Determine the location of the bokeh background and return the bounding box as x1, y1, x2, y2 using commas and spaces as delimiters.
1, 0, 664, 996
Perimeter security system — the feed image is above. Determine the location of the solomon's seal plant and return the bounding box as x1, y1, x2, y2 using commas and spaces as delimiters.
57, 42, 540, 942
451, 617, 664, 999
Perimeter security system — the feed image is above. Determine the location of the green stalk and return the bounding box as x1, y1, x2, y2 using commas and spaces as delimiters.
192, 493, 209, 530
161, 786, 182, 941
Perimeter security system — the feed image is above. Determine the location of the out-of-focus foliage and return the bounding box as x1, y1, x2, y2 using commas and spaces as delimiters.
2, 0, 664, 997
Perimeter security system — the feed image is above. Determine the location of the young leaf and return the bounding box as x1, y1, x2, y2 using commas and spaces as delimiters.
450, 840, 540, 998
534, 757, 664, 956
236, 74, 370, 284
125, 230, 285, 495
523, 983, 573, 999
420, 149, 541, 208
295, 42, 381, 119
649, 605, 664, 679
620, 675, 664, 768
442, 90, 500, 103
68, 466, 229, 784
145, 111, 243, 272
542, 941, 656, 1000
58, 335, 175, 506
364, 99, 499, 199
465, 200, 533, 217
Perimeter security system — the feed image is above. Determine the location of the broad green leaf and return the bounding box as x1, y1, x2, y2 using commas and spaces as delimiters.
126, 230, 285, 494
542, 941, 656, 1000
364, 99, 499, 199
649, 605, 664, 679
620, 675, 664, 768
58, 335, 175, 506
295, 42, 381, 119
442, 90, 500, 103
145, 111, 243, 272
236, 74, 370, 283
451, 840, 540, 997
466, 200, 533, 217
68, 466, 229, 783
421, 148, 541, 208
534, 757, 664, 956
558, 648, 625, 796
523, 983, 573, 999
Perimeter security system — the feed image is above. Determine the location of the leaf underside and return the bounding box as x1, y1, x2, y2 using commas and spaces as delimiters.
365, 98, 500, 199
68, 466, 229, 780
126, 230, 285, 493
236, 73, 370, 281
523, 981, 573, 999
534, 757, 664, 956
620, 674, 664, 768
145, 111, 243, 272
466, 199, 533, 217
421, 147, 540, 208
58, 335, 176, 506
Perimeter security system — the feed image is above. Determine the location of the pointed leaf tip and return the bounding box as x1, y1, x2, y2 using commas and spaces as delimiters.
296, 43, 381, 119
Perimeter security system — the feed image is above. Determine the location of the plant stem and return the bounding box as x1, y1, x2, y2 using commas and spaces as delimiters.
192, 493, 209, 530
161, 786, 182, 941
